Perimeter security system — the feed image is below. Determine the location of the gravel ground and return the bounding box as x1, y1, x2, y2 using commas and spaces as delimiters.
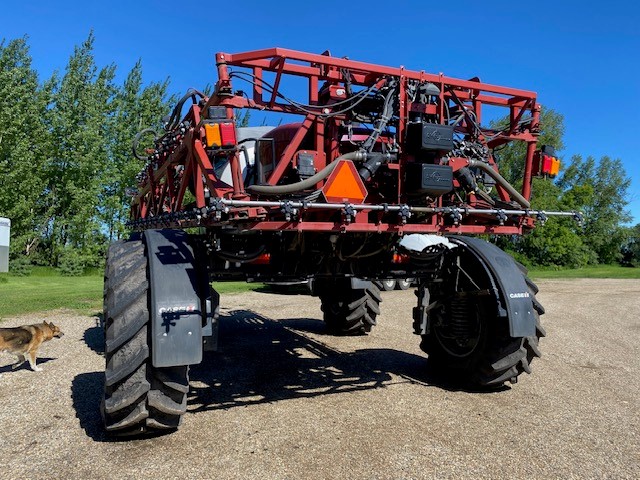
0, 278, 638, 480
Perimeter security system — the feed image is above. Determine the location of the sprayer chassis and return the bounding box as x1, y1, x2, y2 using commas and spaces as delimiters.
129, 47, 575, 235
101, 48, 556, 437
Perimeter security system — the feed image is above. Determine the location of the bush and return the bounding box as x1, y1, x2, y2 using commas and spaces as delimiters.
58, 249, 85, 276
505, 250, 533, 269
620, 224, 640, 267
621, 241, 640, 267
9, 256, 33, 276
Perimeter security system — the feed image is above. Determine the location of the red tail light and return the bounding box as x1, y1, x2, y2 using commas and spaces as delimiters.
533, 146, 560, 179
204, 122, 236, 149
219, 122, 236, 147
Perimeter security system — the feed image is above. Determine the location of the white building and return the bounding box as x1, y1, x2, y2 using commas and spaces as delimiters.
0, 217, 9, 273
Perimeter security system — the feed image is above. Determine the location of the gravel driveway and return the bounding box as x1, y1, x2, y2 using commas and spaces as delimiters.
0, 279, 638, 479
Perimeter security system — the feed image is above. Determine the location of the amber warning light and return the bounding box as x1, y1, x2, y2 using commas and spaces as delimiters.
204, 122, 236, 149
533, 145, 560, 178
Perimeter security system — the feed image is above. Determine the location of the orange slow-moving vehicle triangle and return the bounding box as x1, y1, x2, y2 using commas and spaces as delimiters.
322, 159, 368, 203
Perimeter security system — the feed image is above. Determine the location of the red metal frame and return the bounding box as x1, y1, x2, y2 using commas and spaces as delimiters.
130, 47, 541, 235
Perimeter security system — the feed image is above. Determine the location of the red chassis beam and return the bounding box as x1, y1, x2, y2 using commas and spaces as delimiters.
131, 47, 542, 235
132, 218, 527, 235
218, 48, 536, 102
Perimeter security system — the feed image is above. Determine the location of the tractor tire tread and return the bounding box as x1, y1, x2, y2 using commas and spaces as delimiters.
102, 238, 190, 437
320, 282, 381, 335
421, 263, 544, 387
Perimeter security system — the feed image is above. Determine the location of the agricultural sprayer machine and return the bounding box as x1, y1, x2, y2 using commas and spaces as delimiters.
102, 48, 577, 436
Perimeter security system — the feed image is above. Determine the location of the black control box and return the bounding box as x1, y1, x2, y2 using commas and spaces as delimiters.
406, 122, 454, 153
405, 163, 454, 196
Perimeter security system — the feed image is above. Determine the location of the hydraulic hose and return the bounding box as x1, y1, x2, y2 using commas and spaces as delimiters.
132, 128, 158, 160
246, 151, 365, 195
166, 88, 205, 130
358, 152, 396, 181
467, 159, 530, 208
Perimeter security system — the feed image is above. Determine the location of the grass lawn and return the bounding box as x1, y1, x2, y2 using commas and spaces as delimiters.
528, 264, 640, 279
0, 273, 104, 319
1, 263, 637, 320
0, 267, 264, 320
214, 282, 265, 294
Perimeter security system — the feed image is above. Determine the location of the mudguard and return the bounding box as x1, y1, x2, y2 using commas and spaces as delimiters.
144, 229, 207, 367
449, 236, 535, 338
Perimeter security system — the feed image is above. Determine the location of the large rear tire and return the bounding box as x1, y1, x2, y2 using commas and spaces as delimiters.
419, 249, 545, 387
319, 283, 382, 335
101, 240, 189, 437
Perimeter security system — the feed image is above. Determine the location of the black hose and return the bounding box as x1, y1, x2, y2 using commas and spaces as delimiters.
361, 80, 397, 152
358, 153, 396, 181
229, 71, 382, 118
166, 88, 205, 130
467, 159, 530, 208
132, 128, 158, 160
246, 151, 364, 195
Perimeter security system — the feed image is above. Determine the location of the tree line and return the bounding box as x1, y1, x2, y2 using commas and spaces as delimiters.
0, 34, 171, 271
0, 34, 638, 273
493, 108, 638, 267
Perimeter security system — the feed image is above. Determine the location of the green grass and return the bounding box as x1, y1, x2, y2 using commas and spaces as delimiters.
528, 265, 640, 279
0, 273, 104, 319
215, 282, 265, 294
0, 267, 264, 320
2, 262, 636, 319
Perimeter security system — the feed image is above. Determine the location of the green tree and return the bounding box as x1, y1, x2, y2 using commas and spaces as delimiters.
493, 107, 586, 267
102, 60, 171, 241
0, 34, 175, 267
558, 155, 631, 264
44, 31, 117, 266
0, 37, 51, 257
493, 106, 631, 267
499, 176, 596, 268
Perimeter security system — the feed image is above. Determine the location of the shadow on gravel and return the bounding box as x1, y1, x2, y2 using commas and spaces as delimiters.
189, 309, 502, 414
0, 357, 54, 374
70, 309, 504, 441
73, 314, 106, 442
83, 319, 105, 355
72, 372, 107, 442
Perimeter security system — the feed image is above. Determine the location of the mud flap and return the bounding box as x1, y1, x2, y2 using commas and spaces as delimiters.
144, 229, 207, 367
449, 236, 536, 338
202, 287, 220, 352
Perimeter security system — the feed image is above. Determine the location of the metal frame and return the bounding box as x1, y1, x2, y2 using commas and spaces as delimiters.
130, 47, 571, 235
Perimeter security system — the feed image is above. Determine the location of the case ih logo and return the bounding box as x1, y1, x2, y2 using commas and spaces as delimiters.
509, 292, 530, 299
159, 305, 197, 314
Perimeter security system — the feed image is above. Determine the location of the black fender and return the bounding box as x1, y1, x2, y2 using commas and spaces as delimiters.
449, 236, 535, 338
144, 229, 210, 367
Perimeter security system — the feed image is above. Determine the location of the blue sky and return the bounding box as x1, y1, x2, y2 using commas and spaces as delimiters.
4, 0, 640, 223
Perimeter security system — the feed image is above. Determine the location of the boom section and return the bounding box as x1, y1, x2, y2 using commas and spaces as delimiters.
130, 48, 575, 234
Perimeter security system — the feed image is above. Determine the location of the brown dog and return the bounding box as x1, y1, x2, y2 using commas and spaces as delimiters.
0, 321, 64, 371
